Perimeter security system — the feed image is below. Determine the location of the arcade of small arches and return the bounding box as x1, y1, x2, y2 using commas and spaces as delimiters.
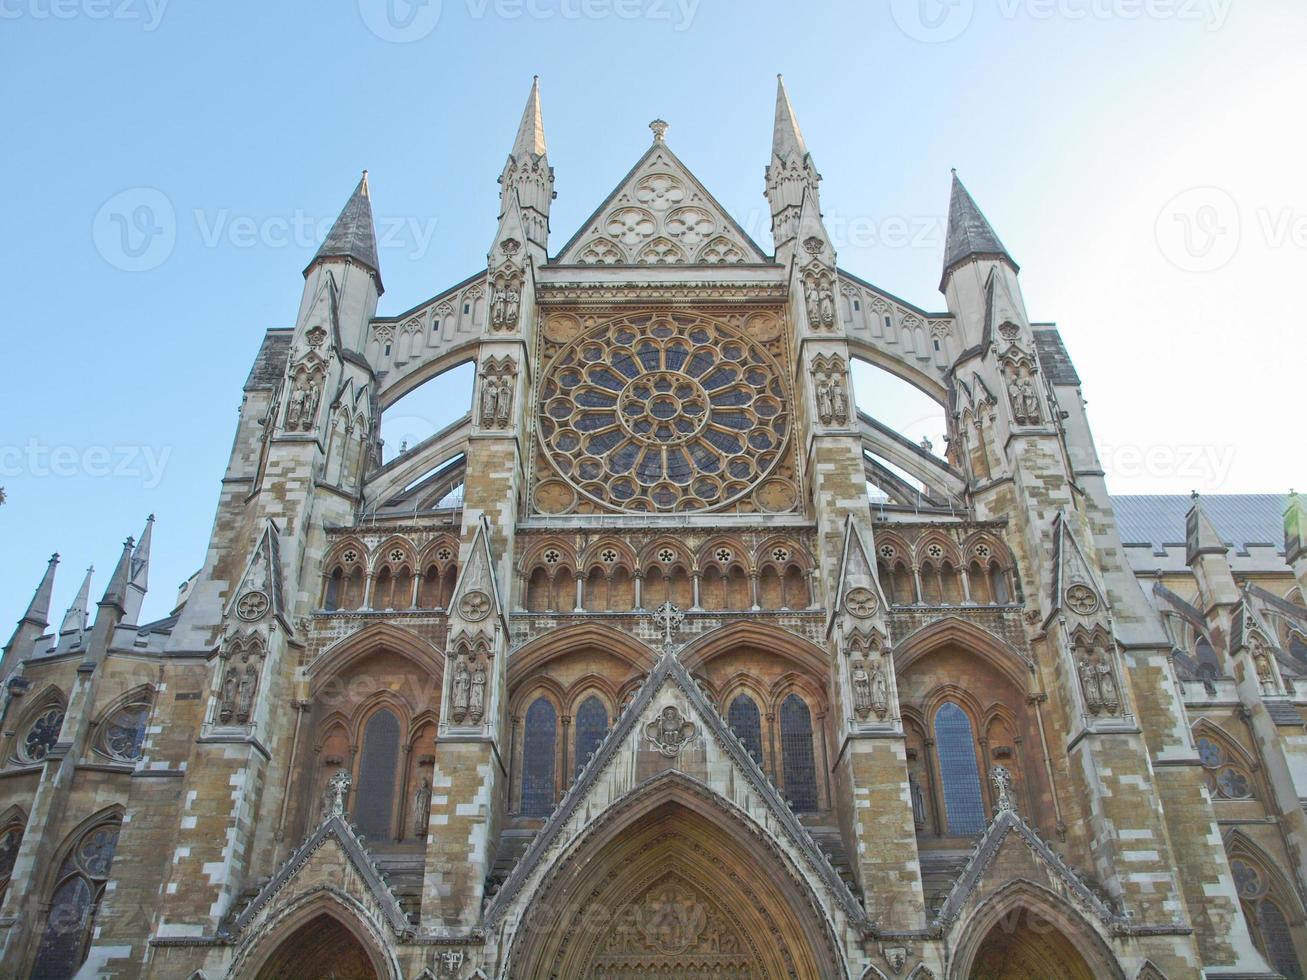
320, 535, 459, 612
520, 535, 814, 615
874, 530, 1017, 607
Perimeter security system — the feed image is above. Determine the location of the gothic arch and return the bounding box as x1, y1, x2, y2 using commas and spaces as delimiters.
892, 616, 1033, 691
679, 620, 828, 679
500, 771, 849, 979
506, 622, 657, 690
224, 885, 401, 980
307, 622, 446, 697
947, 878, 1125, 980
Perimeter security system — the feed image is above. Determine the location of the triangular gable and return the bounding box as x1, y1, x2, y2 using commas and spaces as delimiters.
828, 516, 890, 638
223, 520, 289, 631
485, 647, 865, 928
1050, 511, 1109, 625
449, 515, 504, 627
222, 812, 411, 941
933, 808, 1123, 934
554, 142, 769, 266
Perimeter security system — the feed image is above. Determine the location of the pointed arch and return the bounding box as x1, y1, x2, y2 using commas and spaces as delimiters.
307, 622, 445, 697
679, 620, 828, 679
893, 616, 1034, 691
224, 885, 402, 980
506, 622, 657, 690
90, 682, 156, 763
947, 878, 1125, 980
500, 770, 849, 979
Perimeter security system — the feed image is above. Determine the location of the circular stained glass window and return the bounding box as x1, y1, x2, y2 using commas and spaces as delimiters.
538, 312, 790, 513
21, 708, 64, 763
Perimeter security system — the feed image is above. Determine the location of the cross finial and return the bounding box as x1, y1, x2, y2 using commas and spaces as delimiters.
650, 119, 669, 142
652, 600, 684, 651
328, 769, 351, 817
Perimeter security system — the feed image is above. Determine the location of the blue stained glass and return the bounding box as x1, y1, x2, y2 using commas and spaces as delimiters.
355, 709, 400, 842
934, 703, 986, 835
574, 697, 608, 776
780, 695, 819, 811
728, 695, 764, 764
522, 698, 557, 817
1258, 900, 1304, 980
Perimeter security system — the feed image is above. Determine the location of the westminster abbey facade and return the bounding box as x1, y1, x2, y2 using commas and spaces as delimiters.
2, 78, 1306, 979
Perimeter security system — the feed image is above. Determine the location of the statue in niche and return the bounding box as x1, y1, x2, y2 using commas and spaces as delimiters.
1007, 372, 1041, 425
236, 663, 258, 723
480, 376, 499, 427
284, 369, 322, 432
829, 379, 847, 423
805, 284, 821, 327
219, 666, 239, 724
451, 657, 470, 723
412, 777, 431, 840
1096, 658, 1120, 713
817, 382, 833, 425
491, 284, 506, 325
504, 283, 520, 325
469, 661, 487, 724
1079, 657, 1102, 713
908, 770, 927, 829
819, 288, 835, 326
870, 662, 889, 719
851, 660, 871, 718
1254, 649, 1277, 694
495, 377, 513, 426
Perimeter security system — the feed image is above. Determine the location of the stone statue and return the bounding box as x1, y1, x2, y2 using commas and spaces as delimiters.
451, 657, 470, 723
219, 666, 238, 723
504, 284, 520, 324
805, 285, 820, 326
828, 380, 847, 424
1255, 651, 1277, 694
325, 770, 351, 819
285, 383, 306, 429
1079, 658, 1102, 713
490, 284, 506, 325
819, 288, 835, 326
817, 382, 833, 424
1097, 659, 1120, 713
909, 770, 927, 829
469, 661, 487, 723
495, 377, 512, 425
851, 660, 871, 718
870, 663, 889, 719
412, 777, 431, 840
480, 376, 499, 427
236, 664, 257, 723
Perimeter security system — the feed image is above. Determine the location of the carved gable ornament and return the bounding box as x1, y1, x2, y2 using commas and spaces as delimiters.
556, 144, 766, 266
645, 704, 698, 758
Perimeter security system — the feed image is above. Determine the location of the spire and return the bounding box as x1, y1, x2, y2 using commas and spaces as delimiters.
18, 554, 59, 629
1185, 493, 1228, 564
772, 75, 809, 164
99, 535, 135, 614
124, 514, 153, 624
510, 76, 547, 160
60, 566, 94, 636
306, 171, 383, 295
942, 171, 1017, 286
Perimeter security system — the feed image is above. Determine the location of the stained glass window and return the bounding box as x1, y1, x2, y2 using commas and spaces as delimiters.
934, 702, 986, 836
1258, 899, 1304, 980
30, 819, 119, 980
728, 694, 764, 765
522, 698, 557, 817
780, 694, 819, 812
98, 702, 151, 762
574, 697, 608, 777
354, 709, 400, 842
21, 707, 64, 763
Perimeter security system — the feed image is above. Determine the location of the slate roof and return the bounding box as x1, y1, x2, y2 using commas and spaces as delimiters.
1113, 494, 1288, 554
308, 173, 383, 293
244, 330, 292, 390
1032, 327, 1081, 385
942, 173, 1016, 281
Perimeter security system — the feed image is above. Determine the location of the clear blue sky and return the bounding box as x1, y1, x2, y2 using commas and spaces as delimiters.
2, 0, 1303, 629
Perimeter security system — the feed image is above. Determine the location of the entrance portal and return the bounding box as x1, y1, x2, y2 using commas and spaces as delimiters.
254, 912, 380, 980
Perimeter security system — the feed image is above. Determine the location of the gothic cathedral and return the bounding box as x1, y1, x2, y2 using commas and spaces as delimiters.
3, 78, 1307, 979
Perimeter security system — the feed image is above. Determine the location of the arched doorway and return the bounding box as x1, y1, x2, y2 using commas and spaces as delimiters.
253, 912, 381, 979
950, 884, 1124, 980
506, 785, 845, 978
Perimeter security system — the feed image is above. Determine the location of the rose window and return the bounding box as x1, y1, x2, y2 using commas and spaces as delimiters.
21, 708, 64, 763
538, 313, 790, 513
